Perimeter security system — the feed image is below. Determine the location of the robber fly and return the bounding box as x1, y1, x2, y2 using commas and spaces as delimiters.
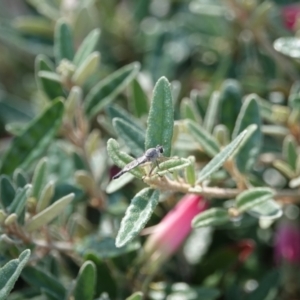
113, 145, 164, 179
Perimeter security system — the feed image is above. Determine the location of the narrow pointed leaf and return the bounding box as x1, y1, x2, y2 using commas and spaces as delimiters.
72, 52, 100, 86
8, 185, 31, 224
31, 158, 48, 199
219, 79, 243, 134
113, 118, 145, 157
25, 193, 74, 232
186, 120, 220, 157
116, 188, 160, 247
13, 169, 28, 188
35, 55, 64, 100
213, 124, 230, 146
152, 158, 191, 177
236, 188, 274, 213
107, 104, 145, 132
196, 129, 248, 183
38, 71, 61, 82
145, 77, 174, 156
130, 78, 148, 117
73, 261, 96, 300
36, 181, 55, 213
185, 156, 196, 186
21, 266, 66, 300
203, 91, 220, 133
283, 135, 298, 171
248, 199, 282, 220
192, 208, 229, 228
0, 249, 31, 300
180, 98, 202, 123
232, 94, 262, 173
0, 100, 64, 175
73, 28, 101, 67
289, 81, 300, 109
0, 175, 16, 209
273, 159, 295, 179
107, 139, 143, 179
84, 62, 140, 119
54, 20, 74, 63
106, 173, 135, 194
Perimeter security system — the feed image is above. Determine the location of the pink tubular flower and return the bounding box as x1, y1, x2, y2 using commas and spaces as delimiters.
274, 222, 300, 264
143, 194, 209, 265
281, 4, 300, 31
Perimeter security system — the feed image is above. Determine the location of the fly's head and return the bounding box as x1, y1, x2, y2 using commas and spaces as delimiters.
156, 145, 164, 157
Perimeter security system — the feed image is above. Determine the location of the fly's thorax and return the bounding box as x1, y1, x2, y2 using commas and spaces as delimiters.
145, 147, 160, 162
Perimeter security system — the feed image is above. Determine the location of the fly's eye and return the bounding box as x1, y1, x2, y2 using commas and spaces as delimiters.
159, 147, 164, 153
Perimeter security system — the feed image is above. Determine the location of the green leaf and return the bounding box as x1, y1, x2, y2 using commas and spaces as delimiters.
203, 91, 220, 133
35, 55, 64, 100
0, 175, 16, 209
72, 52, 100, 86
288, 81, 300, 110
8, 185, 31, 224
113, 118, 145, 157
77, 236, 140, 258
192, 208, 230, 228
54, 20, 74, 63
213, 124, 230, 146
180, 97, 202, 123
185, 156, 196, 186
196, 129, 248, 183
73, 261, 96, 300
236, 188, 274, 213
145, 77, 174, 157
84, 62, 140, 119
21, 266, 66, 300
219, 79, 243, 134
153, 158, 191, 177
5, 122, 26, 136
232, 95, 262, 173
248, 199, 282, 220
27, 0, 59, 20
106, 104, 144, 132
274, 37, 300, 59
13, 169, 28, 188
84, 253, 117, 298
283, 135, 298, 171
186, 120, 220, 157
126, 291, 143, 300
25, 193, 74, 232
130, 78, 149, 117
0, 100, 64, 175
73, 28, 101, 67
0, 249, 31, 300
31, 158, 48, 199
106, 173, 135, 194
36, 181, 55, 213
116, 188, 160, 247
273, 160, 295, 179
12, 15, 53, 37
107, 139, 144, 179
38, 71, 61, 82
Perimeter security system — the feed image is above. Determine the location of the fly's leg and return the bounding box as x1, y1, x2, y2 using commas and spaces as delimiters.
148, 162, 159, 177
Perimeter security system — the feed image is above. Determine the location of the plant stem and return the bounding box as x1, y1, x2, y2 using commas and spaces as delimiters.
144, 176, 300, 202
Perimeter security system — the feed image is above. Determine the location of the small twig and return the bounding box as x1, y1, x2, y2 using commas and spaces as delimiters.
144, 176, 300, 202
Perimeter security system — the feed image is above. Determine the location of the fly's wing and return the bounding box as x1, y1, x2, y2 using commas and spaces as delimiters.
113, 156, 147, 179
